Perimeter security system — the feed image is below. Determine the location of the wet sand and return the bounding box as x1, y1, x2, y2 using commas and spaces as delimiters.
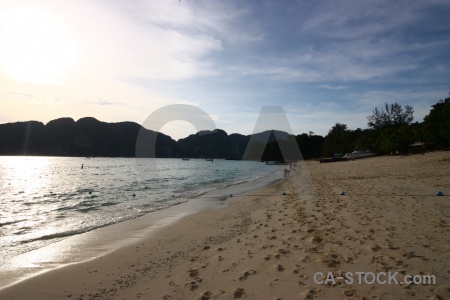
1, 152, 449, 299
0, 172, 281, 290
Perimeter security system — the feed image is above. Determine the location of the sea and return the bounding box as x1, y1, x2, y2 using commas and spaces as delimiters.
0, 156, 282, 286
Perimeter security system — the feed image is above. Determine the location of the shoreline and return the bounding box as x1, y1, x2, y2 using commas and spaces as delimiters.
1, 152, 449, 299
0, 168, 283, 290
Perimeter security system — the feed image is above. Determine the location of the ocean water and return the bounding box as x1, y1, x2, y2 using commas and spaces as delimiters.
0, 156, 280, 265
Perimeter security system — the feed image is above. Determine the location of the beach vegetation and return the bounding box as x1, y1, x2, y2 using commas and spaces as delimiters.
1, 98, 449, 159
367, 102, 414, 130
322, 123, 352, 156
295, 133, 324, 159
421, 98, 450, 150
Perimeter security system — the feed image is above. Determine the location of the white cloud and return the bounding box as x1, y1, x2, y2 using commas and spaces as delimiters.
120, 1, 263, 44
79, 4, 222, 81
92, 0, 262, 82
1, 0, 448, 140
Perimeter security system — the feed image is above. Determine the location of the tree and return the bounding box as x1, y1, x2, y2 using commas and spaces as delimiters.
367, 102, 414, 130
295, 133, 324, 159
377, 125, 416, 154
422, 98, 450, 149
322, 123, 351, 156
352, 129, 377, 151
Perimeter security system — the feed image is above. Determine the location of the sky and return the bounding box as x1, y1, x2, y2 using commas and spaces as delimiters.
0, 0, 449, 140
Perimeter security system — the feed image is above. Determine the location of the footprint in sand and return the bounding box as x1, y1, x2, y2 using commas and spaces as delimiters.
239, 270, 256, 281
311, 236, 323, 244
187, 269, 199, 278
200, 291, 212, 300
233, 288, 244, 298
303, 288, 318, 299
188, 282, 198, 291
343, 290, 355, 296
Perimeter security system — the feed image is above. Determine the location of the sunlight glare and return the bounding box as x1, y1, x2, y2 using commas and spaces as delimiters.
0, 6, 78, 84
0, 156, 51, 191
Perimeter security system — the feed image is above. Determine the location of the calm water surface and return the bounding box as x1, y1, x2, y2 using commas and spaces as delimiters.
0, 157, 280, 263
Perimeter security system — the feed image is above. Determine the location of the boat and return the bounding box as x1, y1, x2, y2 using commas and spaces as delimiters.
205, 158, 213, 162
343, 150, 375, 160
266, 161, 289, 165
182, 158, 190, 161
318, 154, 343, 164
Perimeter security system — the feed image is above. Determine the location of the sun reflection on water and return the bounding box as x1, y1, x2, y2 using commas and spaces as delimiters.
1, 156, 53, 204
0, 156, 55, 246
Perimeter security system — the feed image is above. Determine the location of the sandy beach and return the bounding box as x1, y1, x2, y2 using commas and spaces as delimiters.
1, 152, 449, 300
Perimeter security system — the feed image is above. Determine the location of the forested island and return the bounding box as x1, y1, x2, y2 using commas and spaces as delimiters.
0, 98, 448, 160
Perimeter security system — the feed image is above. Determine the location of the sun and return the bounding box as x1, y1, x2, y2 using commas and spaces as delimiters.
0, 6, 78, 84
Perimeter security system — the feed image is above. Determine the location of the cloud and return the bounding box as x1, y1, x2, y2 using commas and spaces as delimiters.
344, 88, 446, 120
14, 0, 226, 85
1, 0, 448, 140
225, 49, 419, 83
299, 0, 427, 40
319, 85, 349, 90
118, 1, 264, 44
213, 0, 449, 86
94, 0, 263, 82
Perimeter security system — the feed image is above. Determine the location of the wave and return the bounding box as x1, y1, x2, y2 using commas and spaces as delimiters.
187, 171, 277, 198
0, 219, 26, 227
1, 158, 276, 262
18, 198, 189, 246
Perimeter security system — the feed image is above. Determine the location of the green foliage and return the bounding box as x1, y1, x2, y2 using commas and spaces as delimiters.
318, 102, 420, 157
367, 102, 414, 130
422, 98, 450, 149
322, 123, 351, 156
2, 98, 448, 159
299, 97, 449, 158
295, 133, 324, 159
375, 125, 416, 154
352, 129, 377, 151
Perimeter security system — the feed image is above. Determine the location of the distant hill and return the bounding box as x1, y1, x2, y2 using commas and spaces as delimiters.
0, 117, 293, 159
0, 117, 177, 157
177, 129, 290, 159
